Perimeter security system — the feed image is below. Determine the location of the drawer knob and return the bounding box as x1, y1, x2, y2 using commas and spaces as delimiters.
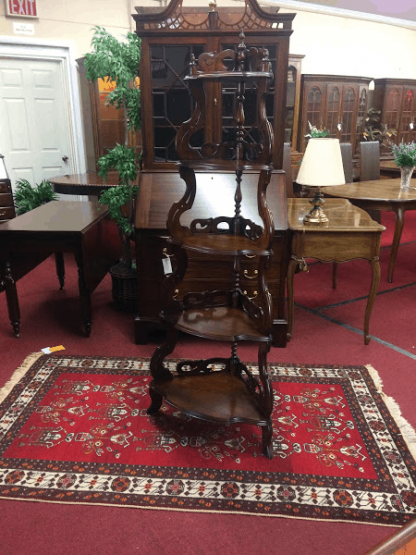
243, 269, 258, 280
243, 290, 258, 300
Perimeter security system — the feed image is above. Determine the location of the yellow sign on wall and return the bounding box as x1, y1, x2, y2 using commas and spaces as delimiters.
98, 77, 140, 93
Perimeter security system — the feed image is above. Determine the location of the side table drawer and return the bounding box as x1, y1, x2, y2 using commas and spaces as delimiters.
300, 232, 378, 262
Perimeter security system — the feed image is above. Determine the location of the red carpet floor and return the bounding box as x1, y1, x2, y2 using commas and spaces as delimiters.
0, 209, 416, 555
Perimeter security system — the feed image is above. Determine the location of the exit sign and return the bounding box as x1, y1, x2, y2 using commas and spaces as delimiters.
6, 0, 38, 18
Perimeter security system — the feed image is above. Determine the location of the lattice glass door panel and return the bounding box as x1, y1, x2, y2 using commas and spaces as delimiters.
151, 44, 205, 162
341, 87, 356, 143
285, 65, 297, 144
326, 86, 340, 138
400, 89, 416, 144
384, 88, 401, 136
220, 43, 277, 161
306, 86, 322, 129
355, 88, 367, 153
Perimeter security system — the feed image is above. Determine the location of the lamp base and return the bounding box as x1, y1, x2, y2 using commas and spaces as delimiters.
303, 205, 329, 224
303, 188, 329, 224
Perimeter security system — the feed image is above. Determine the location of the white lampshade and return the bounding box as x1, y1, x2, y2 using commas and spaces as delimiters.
297, 138, 346, 187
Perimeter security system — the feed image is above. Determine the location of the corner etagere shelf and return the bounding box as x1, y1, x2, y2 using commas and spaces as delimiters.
147, 32, 276, 458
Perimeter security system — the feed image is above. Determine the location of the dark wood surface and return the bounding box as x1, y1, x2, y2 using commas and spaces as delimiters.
380, 160, 401, 177
134, 170, 289, 347
49, 172, 121, 196
287, 198, 385, 345
0, 201, 119, 337
152, 371, 268, 424
324, 177, 416, 283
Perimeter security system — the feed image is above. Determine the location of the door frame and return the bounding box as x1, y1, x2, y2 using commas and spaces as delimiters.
0, 36, 86, 176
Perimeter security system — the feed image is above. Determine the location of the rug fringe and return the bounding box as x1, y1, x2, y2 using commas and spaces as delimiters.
366, 364, 416, 460
0, 352, 44, 404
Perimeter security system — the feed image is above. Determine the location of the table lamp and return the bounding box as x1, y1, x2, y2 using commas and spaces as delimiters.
296, 138, 346, 224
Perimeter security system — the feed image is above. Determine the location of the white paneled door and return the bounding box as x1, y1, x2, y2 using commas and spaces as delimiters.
0, 57, 75, 192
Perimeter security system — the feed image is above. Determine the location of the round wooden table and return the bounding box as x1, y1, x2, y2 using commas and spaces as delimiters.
324, 177, 416, 282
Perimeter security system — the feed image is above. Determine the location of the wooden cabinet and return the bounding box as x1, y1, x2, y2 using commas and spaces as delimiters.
373, 78, 416, 147
298, 75, 371, 154
133, 0, 295, 170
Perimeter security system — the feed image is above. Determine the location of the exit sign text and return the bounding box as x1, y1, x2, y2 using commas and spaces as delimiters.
7, 0, 38, 18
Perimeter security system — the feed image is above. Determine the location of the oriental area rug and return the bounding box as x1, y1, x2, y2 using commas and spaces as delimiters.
0, 354, 415, 526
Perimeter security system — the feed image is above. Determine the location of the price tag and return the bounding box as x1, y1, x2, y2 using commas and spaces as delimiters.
162, 257, 173, 275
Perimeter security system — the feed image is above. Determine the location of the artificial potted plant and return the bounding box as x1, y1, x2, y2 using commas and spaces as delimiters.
391, 140, 416, 190
14, 178, 59, 215
84, 26, 142, 310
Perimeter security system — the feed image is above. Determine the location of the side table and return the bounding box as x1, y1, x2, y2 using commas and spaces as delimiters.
0, 201, 119, 337
286, 198, 385, 345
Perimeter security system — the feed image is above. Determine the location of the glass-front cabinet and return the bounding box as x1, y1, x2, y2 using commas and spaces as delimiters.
373, 78, 416, 148
298, 75, 372, 153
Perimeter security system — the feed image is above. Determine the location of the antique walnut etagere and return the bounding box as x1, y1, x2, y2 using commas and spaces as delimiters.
145, 31, 287, 458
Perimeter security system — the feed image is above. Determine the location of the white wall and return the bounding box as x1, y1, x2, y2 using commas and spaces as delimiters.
0, 0, 134, 59
282, 8, 416, 79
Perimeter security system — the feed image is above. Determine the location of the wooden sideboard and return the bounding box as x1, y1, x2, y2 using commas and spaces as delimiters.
134, 170, 289, 348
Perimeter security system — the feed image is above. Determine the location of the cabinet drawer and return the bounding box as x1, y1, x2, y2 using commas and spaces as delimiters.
0, 193, 14, 207
0, 182, 12, 194
0, 206, 15, 220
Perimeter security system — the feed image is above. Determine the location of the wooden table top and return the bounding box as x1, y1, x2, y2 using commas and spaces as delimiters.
135, 170, 288, 232
0, 201, 108, 234
324, 178, 416, 202
49, 172, 120, 187
380, 160, 400, 173
287, 198, 385, 232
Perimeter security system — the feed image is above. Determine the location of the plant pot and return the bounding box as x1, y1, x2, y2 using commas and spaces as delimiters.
110, 260, 138, 313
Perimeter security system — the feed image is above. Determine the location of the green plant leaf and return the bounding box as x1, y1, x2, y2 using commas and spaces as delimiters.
84, 26, 141, 133
14, 179, 58, 215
